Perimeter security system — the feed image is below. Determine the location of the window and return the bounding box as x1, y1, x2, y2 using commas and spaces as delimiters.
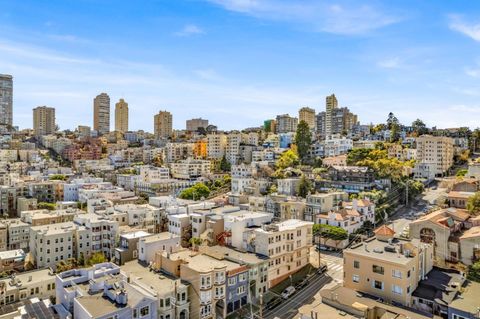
228, 277, 237, 286
140, 306, 149, 316
352, 275, 360, 283
237, 286, 246, 294
372, 265, 384, 275
239, 273, 247, 282
392, 285, 403, 295
392, 269, 402, 278
353, 260, 360, 269
373, 280, 383, 290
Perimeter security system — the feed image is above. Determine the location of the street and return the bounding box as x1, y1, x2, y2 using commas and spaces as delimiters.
263, 273, 332, 319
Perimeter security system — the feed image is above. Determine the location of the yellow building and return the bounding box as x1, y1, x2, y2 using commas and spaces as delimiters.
93, 92, 110, 135
154, 110, 173, 139
114, 98, 129, 133
33, 106, 55, 136
299, 106, 316, 131
193, 139, 207, 159
343, 225, 434, 307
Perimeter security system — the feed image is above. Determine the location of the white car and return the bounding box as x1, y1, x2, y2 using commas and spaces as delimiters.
281, 286, 296, 299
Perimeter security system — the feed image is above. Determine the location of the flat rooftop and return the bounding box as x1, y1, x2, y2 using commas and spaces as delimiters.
344, 237, 424, 265
121, 261, 181, 295
449, 280, 480, 314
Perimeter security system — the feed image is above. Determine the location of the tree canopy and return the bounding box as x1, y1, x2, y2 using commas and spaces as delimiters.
295, 120, 312, 163
467, 260, 480, 282
411, 119, 428, 136
466, 192, 480, 216
179, 183, 211, 200
275, 149, 299, 170
297, 175, 313, 198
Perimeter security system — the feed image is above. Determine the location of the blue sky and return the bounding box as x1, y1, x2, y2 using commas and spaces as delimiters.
1, 0, 480, 131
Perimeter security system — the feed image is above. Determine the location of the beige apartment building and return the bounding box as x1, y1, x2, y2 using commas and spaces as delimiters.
299, 106, 316, 131
252, 219, 313, 287
325, 93, 338, 136
207, 133, 227, 159
114, 98, 129, 133
275, 114, 298, 133
186, 117, 209, 132
343, 225, 434, 307
154, 110, 173, 139
33, 106, 55, 136
414, 135, 454, 179
93, 92, 110, 135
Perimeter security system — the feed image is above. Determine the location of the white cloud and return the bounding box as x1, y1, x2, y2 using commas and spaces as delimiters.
449, 14, 480, 42
206, 0, 402, 35
377, 57, 401, 69
193, 69, 222, 81
174, 24, 205, 36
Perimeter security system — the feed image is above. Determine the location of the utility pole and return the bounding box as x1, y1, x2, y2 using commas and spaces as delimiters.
259, 294, 263, 319
405, 181, 409, 206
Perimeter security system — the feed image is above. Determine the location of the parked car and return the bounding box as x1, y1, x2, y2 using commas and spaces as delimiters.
281, 286, 296, 299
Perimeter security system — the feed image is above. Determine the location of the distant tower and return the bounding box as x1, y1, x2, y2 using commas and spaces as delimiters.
93, 93, 110, 135
154, 110, 173, 139
33, 106, 55, 136
115, 98, 129, 133
298, 107, 316, 131
0, 74, 13, 131
325, 94, 338, 136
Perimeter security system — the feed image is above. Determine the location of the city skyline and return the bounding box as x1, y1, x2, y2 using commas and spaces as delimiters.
1, 1, 480, 131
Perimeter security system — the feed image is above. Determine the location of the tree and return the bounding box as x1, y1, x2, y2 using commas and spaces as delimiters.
179, 183, 211, 200
297, 175, 313, 198
220, 155, 231, 172
411, 119, 428, 136
346, 148, 371, 165
49, 174, 67, 181
78, 252, 85, 267
466, 192, 480, 216
314, 224, 348, 249
87, 252, 107, 266
38, 202, 56, 210
456, 169, 468, 177
189, 237, 203, 250
275, 149, 299, 170
467, 260, 480, 282
295, 120, 312, 163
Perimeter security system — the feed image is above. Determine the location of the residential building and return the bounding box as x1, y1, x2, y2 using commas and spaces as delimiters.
325, 93, 338, 136
299, 107, 316, 131
276, 114, 298, 133
251, 219, 313, 287
138, 232, 181, 264
343, 226, 434, 307
186, 118, 209, 132
317, 166, 376, 193
170, 159, 211, 179
0, 249, 25, 272
277, 178, 300, 196
55, 262, 160, 319
0, 268, 56, 307
93, 92, 110, 135
154, 110, 173, 139
0, 74, 13, 130
414, 135, 454, 179
317, 199, 375, 235
77, 125, 91, 138
114, 230, 152, 265
448, 280, 480, 319
207, 133, 227, 159
29, 222, 77, 269
4, 219, 29, 251
33, 106, 55, 136
115, 98, 129, 133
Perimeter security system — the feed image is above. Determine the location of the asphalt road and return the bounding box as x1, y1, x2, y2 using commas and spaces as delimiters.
263, 273, 332, 319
